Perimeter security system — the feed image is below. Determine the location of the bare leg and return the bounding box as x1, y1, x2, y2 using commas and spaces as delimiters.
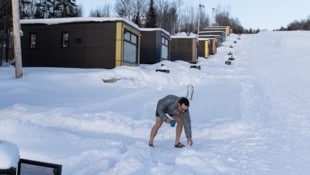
174, 115, 183, 145
149, 117, 163, 145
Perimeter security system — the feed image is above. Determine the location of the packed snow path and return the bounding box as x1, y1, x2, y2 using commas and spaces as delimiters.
1, 31, 310, 174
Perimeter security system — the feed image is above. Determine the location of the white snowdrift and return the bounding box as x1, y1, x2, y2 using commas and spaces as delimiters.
1, 31, 310, 175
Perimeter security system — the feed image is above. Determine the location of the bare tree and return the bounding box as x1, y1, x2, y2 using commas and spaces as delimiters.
175, 0, 183, 32
215, 11, 231, 26
156, 0, 182, 32
197, 5, 209, 32
181, 6, 195, 33
155, 0, 177, 33
154, 0, 164, 27
287, 15, 310, 31
132, 0, 147, 26
115, 0, 134, 19
230, 17, 244, 34
89, 4, 111, 17
115, 0, 147, 25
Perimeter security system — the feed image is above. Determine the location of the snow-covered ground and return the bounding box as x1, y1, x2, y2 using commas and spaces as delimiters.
1, 31, 310, 175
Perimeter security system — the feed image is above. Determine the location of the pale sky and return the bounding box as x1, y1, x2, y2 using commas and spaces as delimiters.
77, 0, 310, 30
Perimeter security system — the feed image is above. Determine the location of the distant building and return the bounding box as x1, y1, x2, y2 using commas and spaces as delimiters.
198, 38, 217, 56
140, 28, 170, 64
170, 36, 198, 63
202, 26, 231, 36
198, 38, 209, 58
20, 17, 141, 69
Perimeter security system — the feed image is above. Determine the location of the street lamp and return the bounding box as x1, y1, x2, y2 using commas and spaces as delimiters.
197, 4, 205, 36
211, 8, 216, 26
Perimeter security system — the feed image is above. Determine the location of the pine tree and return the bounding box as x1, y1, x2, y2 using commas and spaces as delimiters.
0, 0, 12, 62
133, 11, 141, 27
145, 0, 157, 28
34, 0, 79, 18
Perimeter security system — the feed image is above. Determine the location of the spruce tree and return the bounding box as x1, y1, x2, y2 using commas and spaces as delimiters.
146, 0, 157, 28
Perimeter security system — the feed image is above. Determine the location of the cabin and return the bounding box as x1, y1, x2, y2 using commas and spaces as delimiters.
199, 31, 226, 42
208, 38, 217, 55
140, 28, 170, 64
197, 37, 218, 57
198, 38, 209, 58
170, 36, 198, 63
198, 35, 221, 47
20, 17, 141, 69
203, 26, 231, 36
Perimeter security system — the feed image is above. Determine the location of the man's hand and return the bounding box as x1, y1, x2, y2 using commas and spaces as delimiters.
165, 118, 171, 123
187, 138, 193, 146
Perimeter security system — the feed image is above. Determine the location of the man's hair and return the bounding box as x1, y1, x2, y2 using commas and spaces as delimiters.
179, 97, 190, 106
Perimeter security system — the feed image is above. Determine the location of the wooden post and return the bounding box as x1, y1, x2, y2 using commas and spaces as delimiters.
11, 0, 23, 78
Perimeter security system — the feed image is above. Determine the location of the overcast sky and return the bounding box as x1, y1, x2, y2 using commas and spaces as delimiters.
76, 0, 310, 30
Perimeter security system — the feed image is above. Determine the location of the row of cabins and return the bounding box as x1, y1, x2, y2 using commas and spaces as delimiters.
20, 17, 230, 69
197, 26, 231, 59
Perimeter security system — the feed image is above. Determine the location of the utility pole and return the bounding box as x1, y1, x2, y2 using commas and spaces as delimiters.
211, 8, 216, 26
12, 0, 23, 78
197, 4, 205, 36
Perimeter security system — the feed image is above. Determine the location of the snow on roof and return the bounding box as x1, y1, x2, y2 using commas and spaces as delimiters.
139, 28, 170, 36
199, 34, 221, 37
170, 32, 198, 39
0, 140, 19, 169
200, 31, 226, 34
203, 26, 229, 29
198, 38, 210, 41
170, 35, 197, 39
20, 17, 140, 30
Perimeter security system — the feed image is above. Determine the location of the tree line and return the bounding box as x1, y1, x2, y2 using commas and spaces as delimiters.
0, 0, 248, 37
2, 0, 310, 35
277, 15, 310, 31
91, 0, 245, 34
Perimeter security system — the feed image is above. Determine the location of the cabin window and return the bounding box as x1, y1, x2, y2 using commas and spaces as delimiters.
124, 31, 131, 41
123, 30, 138, 64
62, 32, 69, 48
29, 33, 37, 48
161, 37, 169, 59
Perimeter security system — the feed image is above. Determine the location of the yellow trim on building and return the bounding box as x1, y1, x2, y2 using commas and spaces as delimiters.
115, 22, 141, 67
204, 40, 209, 58
192, 39, 197, 63
115, 22, 123, 67
123, 23, 141, 65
